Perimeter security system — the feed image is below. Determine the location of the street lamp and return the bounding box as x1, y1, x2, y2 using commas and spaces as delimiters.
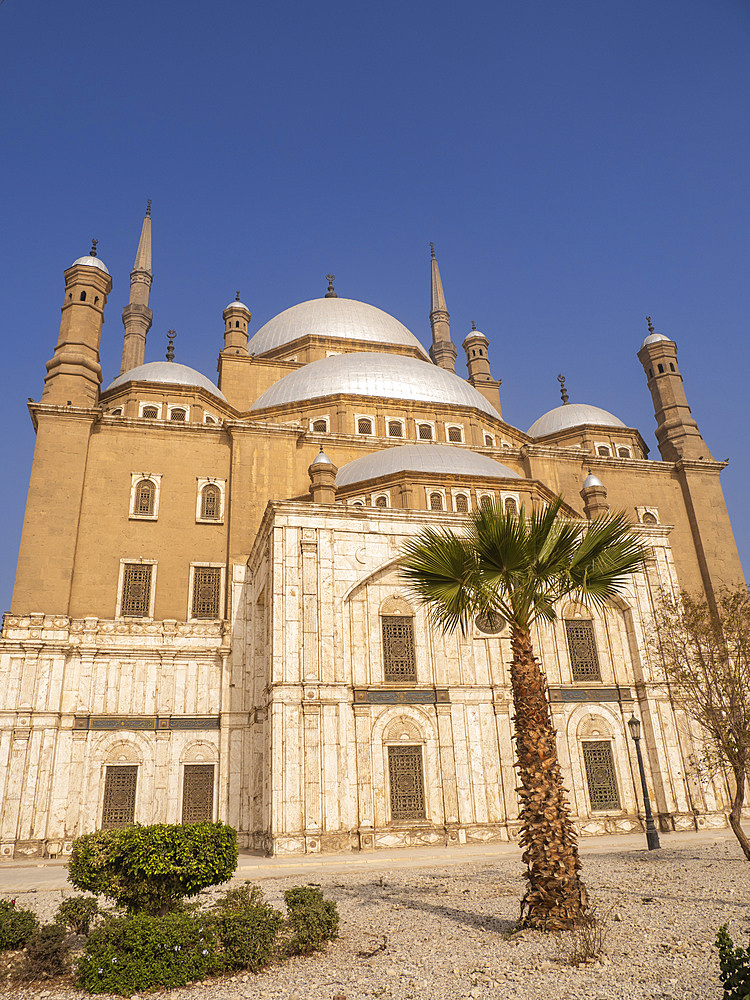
627, 713, 661, 851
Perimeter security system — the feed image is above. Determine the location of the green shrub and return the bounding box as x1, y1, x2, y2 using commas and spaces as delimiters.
17, 923, 70, 980
717, 924, 750, 999
68, 822, 237, 915
0, 898, 39, 951
284, 886, 339, 955
215, 883, 283, 972
55, 894, 99, 935
76, 911, 221, 995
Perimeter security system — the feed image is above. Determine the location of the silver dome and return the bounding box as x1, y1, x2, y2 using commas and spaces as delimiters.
640, 332, 672, 349
250, 352, 500, 417
248, 297, 429, 358
310, 448, 335, 468
336, 443, 519, 488
527, 402, 626, 438
104, 361, 227, 401
71, 255, 110, 275
225, 299, 250, 312
583, 471, 604, 489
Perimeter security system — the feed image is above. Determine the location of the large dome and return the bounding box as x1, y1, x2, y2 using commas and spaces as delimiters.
336, 443, 519, 488
250, 352, 500, 417
104, 362, 227, 401
248, 297, 429, 358
527, 402, 626, 438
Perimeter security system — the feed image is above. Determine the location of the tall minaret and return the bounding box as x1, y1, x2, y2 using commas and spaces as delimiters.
428, 244, 457, 372
120, 201, 153, 373
462, 321, 502, 416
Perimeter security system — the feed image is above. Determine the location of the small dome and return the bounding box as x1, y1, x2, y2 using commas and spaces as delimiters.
640, 332, 672, 349
226, 299, 250, 312
583, 472, 604, 489
336, 443, 519, 488
527, 402, 626, 438
310, 448, 334, 468
250, 352, 500, 417
71, 255, 110, 275
248, 297, 429, 358
103, 361, 227, 401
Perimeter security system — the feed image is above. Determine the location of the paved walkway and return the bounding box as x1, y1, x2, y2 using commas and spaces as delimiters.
0, 827, 735, 893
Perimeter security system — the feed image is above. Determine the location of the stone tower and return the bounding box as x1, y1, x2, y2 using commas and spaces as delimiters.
428, 245, 457, 372
223, 292, 251, 354
462, 321, 502, 416
120, 202, 153, 373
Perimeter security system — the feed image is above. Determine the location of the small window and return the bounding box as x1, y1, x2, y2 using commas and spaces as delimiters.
484, 434, 494, 447
101, 765, 137, 829
480, 495, 494, 511
374, 495, 388, 508
80, 290, 87, 301
504, 496, 518, 516
657, 364, 664, 374
235, 320, 240, 328
418, 423, 433, 440
388, 745, 425, 820
351, 500, 365, 507
204, 414, 216, 425
669, 363, 675, 372
110, 408, 123, 417
597, 446, 611, 457
447, 425, 463, 443
134, 479, 155, 517
191, 566, 222, 619
142, 405, 159, 420
454, 494, 469, 513
641, 511, 658, 525
388, 420, 403, 438
617, 447, 631, 459
565, 619, 602, 682
120, 563, 153, 617
182, 764, 215, 823
429, 492, 443, 511
581, 741, 621, 811
648, 368, 654, 378
200, 484, 221, 520
169, 408, 187, 422
312, 418, 328, 433
357, 417, 374, 435
382, 615, 416, 682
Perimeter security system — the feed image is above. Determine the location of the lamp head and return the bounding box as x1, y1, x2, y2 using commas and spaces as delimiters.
627, 714, 641, 741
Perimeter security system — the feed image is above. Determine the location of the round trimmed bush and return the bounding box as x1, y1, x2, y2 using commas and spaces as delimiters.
55, 895, 99, 935
0, 899, 39, 951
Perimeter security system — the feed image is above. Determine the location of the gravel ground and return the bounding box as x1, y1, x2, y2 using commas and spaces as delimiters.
1, 834, 747, 999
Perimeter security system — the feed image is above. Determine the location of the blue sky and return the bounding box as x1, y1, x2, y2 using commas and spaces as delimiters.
1, 0, 748, 611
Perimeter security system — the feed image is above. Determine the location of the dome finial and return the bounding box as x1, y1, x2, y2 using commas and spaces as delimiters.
471, 320, 476, 331
557, 373, 569, 404
146, 199, 152, 218
429, 241, 436, 260
166, 329, 176, 362
90, 238, 98, 257
325, 274, 337, 298
646, 315, 655, 335
236, 290, 241, 301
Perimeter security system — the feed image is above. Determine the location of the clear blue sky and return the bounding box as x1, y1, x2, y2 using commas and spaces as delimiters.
1, 0, 748, 612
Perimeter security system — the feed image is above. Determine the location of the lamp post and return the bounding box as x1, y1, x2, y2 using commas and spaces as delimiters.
627, 713, 661, 851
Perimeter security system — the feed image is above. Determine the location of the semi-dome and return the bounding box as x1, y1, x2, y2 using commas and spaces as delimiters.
336, 443, 519, 488
104, 361, 227, 401
248, 297, 429, 358
640, 332, 672, 349
250, 352, 500, 417
527, 402, 626, 438
71, 255, 110, 275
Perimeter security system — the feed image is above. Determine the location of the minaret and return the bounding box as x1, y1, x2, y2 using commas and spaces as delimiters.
580, 470, 609, 519
223, 292, 251, 354
428, 244, 457, 372
120, 201, 153, 373
42, 241, 112, 406
308, 447, 338, 504
637, 317, 714, 462
462, 321, 502, 416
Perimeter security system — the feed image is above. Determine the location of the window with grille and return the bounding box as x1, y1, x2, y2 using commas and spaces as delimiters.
170, 408, 187, 422
120, 563, 153, 617
312, 418, 328, 433
134, 479, 155, 516
111, 408, 123, 417
142, 405, 159, 419
192, 566, 222, 619
504, 497, 518, 516
388, 745, 425, 820
617, 447, 631, 458
382, 615, 416, 681
200, 484, 221, 520
101, 765, 137, 829
484, 434, 494, 446
581, 741, 620, 811
597, 445, 611, 457
375, 495, 388, 508
565, 619, 602, 681
429, 492, 443, 511
181, 764, 215, 823
454, 494, 469, 513
641, 511, 657, 525
418, 423, 433, 440
204, 414, 216, 424
388, 420, 403, 437
480, 495, 494, 511
357, 417, 373, 435
447, 425, 462, 442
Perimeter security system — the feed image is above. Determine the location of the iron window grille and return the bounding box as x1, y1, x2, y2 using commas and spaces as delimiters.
142, 405, 159, 419
382, 615, 417, 682
170, 408, 187, 422
312, 418, 328, 433
181, 764, 215, 823
200, 484, 221, 520
101, 765, 137, 828
388, 745, 426, 820
581, 740, 621, 811
429, 492, 443, 511
134, 479, 155, 516
447, 426, 463, 442
564, 619, 602, 681
504, 497, 518, 516
375, 496, 388, 508
484, 434, 494, 446
192, 566, 222, 619
454, 494, 469, 513
418, 423, 433, 440
357, 417, 373, 435
479, 495, 494, 511
121, 564, 153, 617
388, 420, 403, 437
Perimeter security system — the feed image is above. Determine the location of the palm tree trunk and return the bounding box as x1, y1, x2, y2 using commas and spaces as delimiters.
510, 625, 589, 929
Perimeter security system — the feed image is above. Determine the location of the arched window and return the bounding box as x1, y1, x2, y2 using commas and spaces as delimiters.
484, 434, 494, 447
480, 495, 494, 511
669, 363, 675, 372
657, 364, 664, 374
134, 479, 155, 516
204, 414, 216, 425
454, 494, 469, 513
142, 405, 159, 419
504, 496, 518, 516
235, 320, 240, 328
564, 617, 601, 681
581, 741, 621, 811
110, 408, 123, 417
381, 599, 417, 682
375, 495, 388, 508
641, 511, 657, 525
169, 408, 187, 422
388, 420, 403, 437
648, 368, 654, 378
617, 447, 631, 459
200, 484, 221, 520
357, 417, 373, 435
429, 492, 443, 511
597, 445, 611, 457
447, 425, 462, 442
351, 500, 365, 507
418, 423, 433, 440
312, 418, 328, 433
80, 290, 87, 301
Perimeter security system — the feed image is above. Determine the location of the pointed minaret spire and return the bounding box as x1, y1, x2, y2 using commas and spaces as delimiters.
428, 244, 457, 372
120, 202, 154, 373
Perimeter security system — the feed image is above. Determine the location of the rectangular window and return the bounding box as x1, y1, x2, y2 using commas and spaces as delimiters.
388, 745, 425, 820
382, 616, 416, 682
121, 563, 153, 617
565, 619, 602, 681
181, 764, 215, 823
192, 566, 222, 619
581, 741, 621, 811
101, 765, 137, 829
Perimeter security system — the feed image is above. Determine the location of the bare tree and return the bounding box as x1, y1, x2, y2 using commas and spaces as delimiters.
655, 586, 750, 859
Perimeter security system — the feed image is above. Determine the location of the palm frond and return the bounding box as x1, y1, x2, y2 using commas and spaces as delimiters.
400, 527, 482, 634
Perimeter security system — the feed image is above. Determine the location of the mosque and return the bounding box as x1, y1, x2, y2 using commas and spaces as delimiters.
0, 207, 744, 858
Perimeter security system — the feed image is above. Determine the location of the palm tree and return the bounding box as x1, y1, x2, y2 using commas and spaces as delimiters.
400, 496, 647, 931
